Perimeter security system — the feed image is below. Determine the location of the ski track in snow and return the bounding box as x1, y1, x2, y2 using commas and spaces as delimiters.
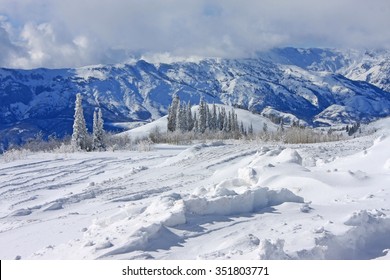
1, 132, 390, 260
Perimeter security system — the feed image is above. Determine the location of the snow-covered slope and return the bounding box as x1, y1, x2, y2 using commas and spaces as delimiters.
263, 47, 390, 92
122, 105, 278, 140
1, 118, 390, 260
1, 48, 390, 151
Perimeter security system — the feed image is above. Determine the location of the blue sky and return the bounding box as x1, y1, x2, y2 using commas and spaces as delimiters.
0, 0, 389, 69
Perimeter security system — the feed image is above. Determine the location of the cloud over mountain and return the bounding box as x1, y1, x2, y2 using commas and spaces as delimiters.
0, 0, 389, 68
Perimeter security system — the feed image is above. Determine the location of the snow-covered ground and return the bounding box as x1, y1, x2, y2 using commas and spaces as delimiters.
1, 121, 390, 260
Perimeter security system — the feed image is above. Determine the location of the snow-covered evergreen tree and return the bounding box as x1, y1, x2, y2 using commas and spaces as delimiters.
167, 94, 180, 132
176, 102, 188, 132
93, 108, 105, 151
231, 109, 239, 132
240, 121, 245, 135
227, 111, 232, 132
210, 103, 217, 131
198, 97, 207, 133
223, 111, 228, 132
218, 107, 225, 131
248, 122, 254, 135
206, 104, 212, 131
193, 112, 198, 133
187, 101, 194, 131
71, 93, 88, 151
263, 122, 268, 133
279, 119, 285, 132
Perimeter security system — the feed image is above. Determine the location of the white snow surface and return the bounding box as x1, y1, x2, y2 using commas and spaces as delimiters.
1, 121, 390, 260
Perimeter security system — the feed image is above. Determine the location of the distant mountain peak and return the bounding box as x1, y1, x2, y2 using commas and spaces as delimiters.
1, 47, 390, 151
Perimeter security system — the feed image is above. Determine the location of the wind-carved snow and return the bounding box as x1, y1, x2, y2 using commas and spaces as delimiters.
2, 119, 390, 260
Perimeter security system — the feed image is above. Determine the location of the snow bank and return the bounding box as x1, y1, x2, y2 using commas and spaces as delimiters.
82, 193, 187, 258
142, 193, 186, 227
237, 167, 258, 185
161, 142, 224, 166
258, 239, 290, 260
56, 184, 303, 259
296, 209, 390, 260
273, 148, 302, 165
185, 186, 303, 216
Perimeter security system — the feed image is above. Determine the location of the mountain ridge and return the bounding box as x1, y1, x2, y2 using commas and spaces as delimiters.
1, 47, 390, 151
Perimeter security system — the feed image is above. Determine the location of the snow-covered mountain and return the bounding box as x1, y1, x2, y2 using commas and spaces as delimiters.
1, 48, 390, 150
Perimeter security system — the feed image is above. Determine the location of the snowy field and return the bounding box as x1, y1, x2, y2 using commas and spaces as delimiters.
1, 122, 390, 260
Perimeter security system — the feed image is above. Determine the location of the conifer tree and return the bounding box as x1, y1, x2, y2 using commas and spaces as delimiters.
187, 101, 194, 131
206, 104, 212, 131
248, 122, 254, 135
93, 108, 105, 151
211, 103, 217, 131
218, 107, 225, 131
263, 122, 268, 133
240, 121, 245, 135
198, 97, 207, 133
176, 102, 188, 132
223, 112, 228, 132
193, 112, 198, 133
231, 109, 239, 132
279, 119, 285, 132
167, 94, 180, 132
227, 111, 232, 132
71, 93, 88, 151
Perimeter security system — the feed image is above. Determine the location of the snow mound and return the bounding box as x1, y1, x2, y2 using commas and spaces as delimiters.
215, 178, 252, 189
43, 202, 63, 211
37, 184, 303, 259
161, 144, 207, 165
185, 186, 303, 216
9, 209, 32, 217
142, 193, 186, 227
197, 233, 261, 260
344, 209, 386, 226
298, 209, 390, 260
258, 239, 290, 260
84, 193, 186, 258
273, 148, 302, 165
348, 170, 369, 180
237, 167, 258, 185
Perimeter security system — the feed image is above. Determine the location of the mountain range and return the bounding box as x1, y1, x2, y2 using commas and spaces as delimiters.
1, 47, 390, 151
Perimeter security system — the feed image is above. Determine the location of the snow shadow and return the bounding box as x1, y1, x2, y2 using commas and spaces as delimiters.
297, 210, 390, 260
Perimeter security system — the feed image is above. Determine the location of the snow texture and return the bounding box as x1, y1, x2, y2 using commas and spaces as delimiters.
1, 117, 390, 260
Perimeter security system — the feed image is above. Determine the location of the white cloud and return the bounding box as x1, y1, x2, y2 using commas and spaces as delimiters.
0, 0, 389, 68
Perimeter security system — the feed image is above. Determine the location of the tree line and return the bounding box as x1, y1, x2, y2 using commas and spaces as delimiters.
1, 93, 348, 158
167, 94, 253, 137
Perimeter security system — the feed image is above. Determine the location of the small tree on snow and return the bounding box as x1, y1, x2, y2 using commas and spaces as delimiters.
248, 122, 254, 135
93, 108, 105, 151
198, 97, 207, 133
187, 101, 194, 131
263, 122, 268, 133
167, 94, 180, 132
71, 93, 88, 151
176, 102, 188, 132
211, 103, 217, 131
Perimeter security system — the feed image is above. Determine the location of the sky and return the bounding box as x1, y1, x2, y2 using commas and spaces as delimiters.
0, 0, 389, 69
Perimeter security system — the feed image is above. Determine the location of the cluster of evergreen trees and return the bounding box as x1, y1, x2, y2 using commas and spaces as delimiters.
345, 122, 361, 136
71, 93, 105, 151
167, 94, 252, 136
